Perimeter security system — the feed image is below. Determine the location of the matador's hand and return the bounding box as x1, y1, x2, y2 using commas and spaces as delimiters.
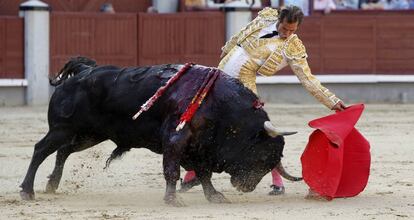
331, 101, 347, 112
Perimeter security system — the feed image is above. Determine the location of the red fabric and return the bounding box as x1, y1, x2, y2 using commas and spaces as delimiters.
301, 104, 371, 199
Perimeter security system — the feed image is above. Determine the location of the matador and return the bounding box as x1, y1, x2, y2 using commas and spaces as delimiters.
180, 6, 346, 196
218, 7, 343, 109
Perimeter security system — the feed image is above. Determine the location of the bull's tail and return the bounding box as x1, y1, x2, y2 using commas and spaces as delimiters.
104, 147, 131, 169
275, 161, 303, 181
50, 56, 97, 86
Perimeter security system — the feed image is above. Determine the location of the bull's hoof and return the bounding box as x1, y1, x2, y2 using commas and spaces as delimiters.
20, 191, 35, 200
207, 192, 231, 204
45, 182, 57, 193
164, 194, 186, 207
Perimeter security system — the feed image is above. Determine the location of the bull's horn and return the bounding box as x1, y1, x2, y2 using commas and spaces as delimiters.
275, 161, 303, 181
264, 121, 297, 137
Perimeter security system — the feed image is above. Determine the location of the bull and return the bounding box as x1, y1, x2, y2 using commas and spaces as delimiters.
20, 57, 301, 206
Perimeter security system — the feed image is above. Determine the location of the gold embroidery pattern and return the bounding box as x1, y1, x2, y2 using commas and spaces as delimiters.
284, 35, 308, 60
289, 57, 341, 109
257, 51, 284, 76
219, 7, 341, 108
221, 8, 279, 55
238, 59, 260, 93
257, 7, 279, 20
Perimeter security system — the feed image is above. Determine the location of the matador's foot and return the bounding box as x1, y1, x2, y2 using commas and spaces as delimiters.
268, 185, 285, 196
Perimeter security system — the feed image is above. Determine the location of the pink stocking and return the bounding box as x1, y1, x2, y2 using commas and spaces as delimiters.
271, 168, 284, 187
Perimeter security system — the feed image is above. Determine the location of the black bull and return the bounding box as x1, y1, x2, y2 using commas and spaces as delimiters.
20, 57, 301, 206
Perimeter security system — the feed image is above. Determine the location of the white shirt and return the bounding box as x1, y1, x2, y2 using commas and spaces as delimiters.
258, 22, 278, 38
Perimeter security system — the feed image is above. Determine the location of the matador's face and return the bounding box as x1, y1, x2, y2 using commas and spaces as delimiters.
277, 19, 299, 39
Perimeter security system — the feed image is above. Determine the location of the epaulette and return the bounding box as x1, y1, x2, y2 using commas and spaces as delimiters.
258, 7, 278, 21
284, 35, 308, 60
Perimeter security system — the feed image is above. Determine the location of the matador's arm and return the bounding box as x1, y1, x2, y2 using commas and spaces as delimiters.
220, 33, 240, 58
286, 36, 341, 109
220, 7, 279, 58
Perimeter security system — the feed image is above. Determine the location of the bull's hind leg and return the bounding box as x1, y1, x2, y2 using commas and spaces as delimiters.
46, 136, 105, 193
20, 129, 74, 200
197, 171, 230, 203
161, 124, 192, 207
45, 147, 72, 193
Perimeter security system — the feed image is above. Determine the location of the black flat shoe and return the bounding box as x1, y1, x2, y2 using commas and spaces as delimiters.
268, 185, 285, 196
178, 178, 201, 193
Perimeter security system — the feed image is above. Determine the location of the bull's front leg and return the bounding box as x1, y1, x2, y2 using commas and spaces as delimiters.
197, 171, 231, 203
162, 128, 192, 207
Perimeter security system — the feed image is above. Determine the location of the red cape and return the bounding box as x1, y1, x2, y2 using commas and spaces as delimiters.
300, 104, 371, 199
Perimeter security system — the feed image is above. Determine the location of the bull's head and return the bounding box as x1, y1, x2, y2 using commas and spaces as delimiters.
228, 121, 300, 192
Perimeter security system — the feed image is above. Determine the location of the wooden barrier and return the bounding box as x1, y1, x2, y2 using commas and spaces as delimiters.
0, 0, 151, 16
138, 12, 225, 66
50, 12, 137, 75
0, 16, 23, 78
284, 11, 414, 75
2, 10, 414, 79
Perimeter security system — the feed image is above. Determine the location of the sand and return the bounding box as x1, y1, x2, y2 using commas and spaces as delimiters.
0, 104, 413, 219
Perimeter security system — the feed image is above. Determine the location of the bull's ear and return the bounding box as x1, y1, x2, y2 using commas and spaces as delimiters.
264, 121, 297, 137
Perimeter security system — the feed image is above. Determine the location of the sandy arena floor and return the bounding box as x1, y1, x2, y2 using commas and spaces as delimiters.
0, 104, 413, 219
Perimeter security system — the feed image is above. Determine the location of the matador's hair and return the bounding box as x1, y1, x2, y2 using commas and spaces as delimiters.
278, 5, 304, 25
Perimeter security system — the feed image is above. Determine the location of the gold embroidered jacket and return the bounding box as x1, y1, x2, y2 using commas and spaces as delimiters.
218, 7, 341, 109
